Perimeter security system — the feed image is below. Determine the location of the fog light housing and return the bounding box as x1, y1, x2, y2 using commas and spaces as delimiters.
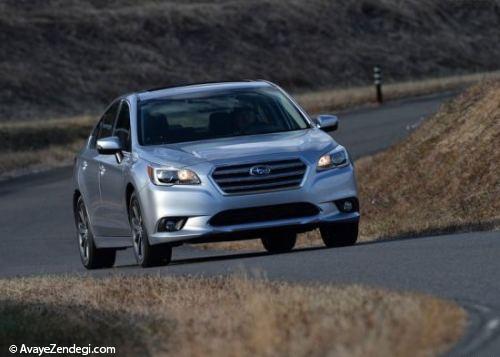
334, 197, 359, 213
343, 201, 353, 211
158, 217, 187, 232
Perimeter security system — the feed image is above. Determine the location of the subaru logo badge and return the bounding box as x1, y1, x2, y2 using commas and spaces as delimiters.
249, 165, 271, 176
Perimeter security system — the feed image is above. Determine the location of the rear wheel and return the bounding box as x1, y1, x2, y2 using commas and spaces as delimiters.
75, 196, 116, 269
261, 231, 297, 253
129, 192, 172, 267
320, 222, 358, 247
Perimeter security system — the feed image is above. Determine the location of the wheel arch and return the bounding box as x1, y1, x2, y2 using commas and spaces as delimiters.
125, 183, 136, 219
73, 190, 82, 216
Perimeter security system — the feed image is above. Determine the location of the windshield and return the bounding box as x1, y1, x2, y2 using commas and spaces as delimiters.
137, 87, 310, 145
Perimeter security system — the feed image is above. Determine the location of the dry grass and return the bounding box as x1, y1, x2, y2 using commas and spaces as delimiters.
200, 79, 500, 251
0, 115, 94, 151
197, 230, 324, 252
296, 71, 500, 113
0, 116, 93, 178
0, 275, 465, 357
357, 79, 500, 240
2, 0, 500, 121
0, 143, 82, 177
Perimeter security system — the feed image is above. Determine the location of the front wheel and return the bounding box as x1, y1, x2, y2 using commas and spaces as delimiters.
320, 222, 359, 248
129, 192, 172, 267
74, 196, 116, 269
261, 231, 297, 253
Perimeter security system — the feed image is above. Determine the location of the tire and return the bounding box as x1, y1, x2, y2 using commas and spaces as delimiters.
261, 231, 297, 253
320, 222, 359, 248
74, 196, 116, 269
129, 192, 172, 267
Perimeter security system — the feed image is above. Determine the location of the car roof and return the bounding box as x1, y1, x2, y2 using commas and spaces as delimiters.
136, 81, 273, 101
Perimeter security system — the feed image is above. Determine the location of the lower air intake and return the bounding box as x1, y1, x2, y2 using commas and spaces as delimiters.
209, 202, 319, 227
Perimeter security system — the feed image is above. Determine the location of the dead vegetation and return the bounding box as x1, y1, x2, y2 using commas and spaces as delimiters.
0, 274, 465, 357
296, 71, 500, 113
0, 116, 93, 176
357, 79, 500, 240
2, 0, 499, 121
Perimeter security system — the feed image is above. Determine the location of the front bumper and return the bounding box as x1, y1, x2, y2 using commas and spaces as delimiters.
138, 164, 359, 245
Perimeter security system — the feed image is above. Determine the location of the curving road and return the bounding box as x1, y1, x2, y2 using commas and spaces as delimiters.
1, 92, 499, 355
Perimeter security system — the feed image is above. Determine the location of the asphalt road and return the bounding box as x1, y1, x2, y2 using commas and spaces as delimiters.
1, 92, 499, 356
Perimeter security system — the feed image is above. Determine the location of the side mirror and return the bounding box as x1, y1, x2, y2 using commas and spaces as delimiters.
97, 136, 122, 155
315, 115, 339, 132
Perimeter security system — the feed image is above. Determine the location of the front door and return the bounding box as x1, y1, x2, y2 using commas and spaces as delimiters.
95, 100, 132, 237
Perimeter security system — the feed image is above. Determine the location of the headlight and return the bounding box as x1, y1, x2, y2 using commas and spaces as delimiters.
147, 166, 201, 185
317, 146, 349, 170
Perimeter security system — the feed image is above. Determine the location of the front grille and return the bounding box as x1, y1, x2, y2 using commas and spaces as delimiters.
209, 202, 320, 226
211, 158, 306, 194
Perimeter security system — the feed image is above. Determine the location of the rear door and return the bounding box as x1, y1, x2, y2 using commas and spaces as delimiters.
94, 100, 132, 237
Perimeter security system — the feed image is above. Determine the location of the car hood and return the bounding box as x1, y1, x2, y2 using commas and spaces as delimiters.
138, 129, 337, 167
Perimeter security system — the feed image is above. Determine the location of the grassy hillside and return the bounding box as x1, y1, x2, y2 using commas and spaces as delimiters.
0, 275, 465, 356
357, 79, 500, 239
1, 0, 499, 120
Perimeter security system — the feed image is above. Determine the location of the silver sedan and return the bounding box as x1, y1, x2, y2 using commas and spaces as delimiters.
72, 81, 359, 269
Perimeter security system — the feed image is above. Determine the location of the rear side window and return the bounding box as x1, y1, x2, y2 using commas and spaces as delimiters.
114, 101, 131, 152
97, 101, 120, 140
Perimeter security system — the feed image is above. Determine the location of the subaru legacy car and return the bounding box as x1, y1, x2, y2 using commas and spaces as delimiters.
73, 81, 359, 269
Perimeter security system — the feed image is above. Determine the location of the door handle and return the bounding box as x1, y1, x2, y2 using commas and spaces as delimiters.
81, 160, 88, 170
99, 164, 106, 175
